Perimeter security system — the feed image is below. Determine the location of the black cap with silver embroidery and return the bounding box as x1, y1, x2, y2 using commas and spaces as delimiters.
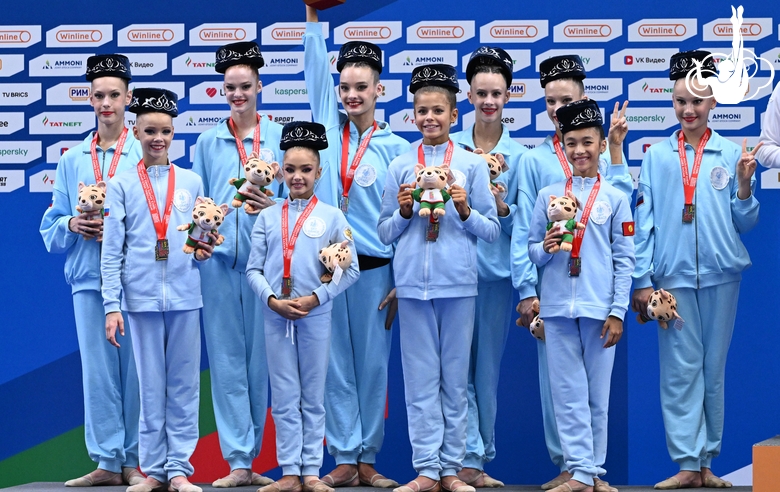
539, 55, 586, 88
128, 88, 178, 117
215, 41, 265, 74
85, 54, 132, 81
466, 46, 513, 88
280, 121, 328, 151
337, 41, 382, 74
669, 50, 717, 80
555, 99, 603, 135
409, 64, 460, 94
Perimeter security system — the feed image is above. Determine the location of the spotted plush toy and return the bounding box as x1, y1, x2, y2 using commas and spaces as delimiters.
517, 298, 545, 341
228, 152, 281, 214
546, 192, 584, 253
411, 163, 453, 218
473, 148, 508, 193
637, 289, 683, 329
318, 240, 352, 283
176, 196, 232, 254
75, 181, 107, 241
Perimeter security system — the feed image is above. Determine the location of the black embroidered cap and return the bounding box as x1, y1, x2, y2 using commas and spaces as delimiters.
86, 54, 132, 81
215, 41, 265, 74
280, 121, 328, 151
539, 54, 586, 88
337, 41, 382, 74
128, 88, 178, 117
555, 99, 603, 135
669, 50, 717, 80
466, 46, 513, 88
409, 64, 460, 94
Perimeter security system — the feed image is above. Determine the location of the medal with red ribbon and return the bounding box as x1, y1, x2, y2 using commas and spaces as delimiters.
229, 115, 261, 165
281, 196, 319, 298
137, 160, 176, 261
91, 127, 128, 182
678, 129, 711, 223
564, 174, 601, 277
552, 134, 573, 180
417, 141, 454, 242
340, 120, 377, 214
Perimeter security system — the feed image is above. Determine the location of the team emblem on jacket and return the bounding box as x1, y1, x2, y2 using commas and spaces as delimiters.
303, 216, 326, 238
174, 189, 193, 212
354, 164, 377, 187
710, 166, 729, 190
451, 169, 467, 188
590, 200, 612, 225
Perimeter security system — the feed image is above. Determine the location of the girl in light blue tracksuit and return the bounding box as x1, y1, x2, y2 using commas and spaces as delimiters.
378, 64, 499, 492
102, 88, 209, 492
508, 55, 632, 490
191, 41, 285, 488
247, 122, 359, 492
40, 54, 142, 488
632, 50, 760, 490
529, 99, 634, 492
302, 8, 410, 486
449, 46, 524, 488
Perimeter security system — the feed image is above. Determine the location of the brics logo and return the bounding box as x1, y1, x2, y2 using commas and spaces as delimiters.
69, 86, 90, 101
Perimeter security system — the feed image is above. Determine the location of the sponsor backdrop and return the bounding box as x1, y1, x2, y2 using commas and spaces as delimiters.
1, 0, 778, 487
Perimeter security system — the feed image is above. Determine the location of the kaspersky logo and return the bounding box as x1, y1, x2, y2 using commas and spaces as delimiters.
642, 82, 672, 94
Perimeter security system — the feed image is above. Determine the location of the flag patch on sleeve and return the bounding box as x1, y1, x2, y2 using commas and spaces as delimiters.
622, 222, 635, 236
635, 191, 644, 207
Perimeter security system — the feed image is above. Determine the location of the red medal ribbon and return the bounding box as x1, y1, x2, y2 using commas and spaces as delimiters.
565, 174, 601, 259
417, 140, 455, 168
137, 160, 176, 241
281, 196, 319, 280
552, 134, 573, 180
229, 114, 261, 165
341, 120, 377, 198
678, 128, 711, 205
91, 127, 128, 182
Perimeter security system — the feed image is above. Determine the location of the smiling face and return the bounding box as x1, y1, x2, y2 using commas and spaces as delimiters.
223, 64, 261, 116
414, 88, 458, 146
283, 147, 321, 200
90, 76, 131, 128
673, 78, 716, 137
544, 78, 584, 132
468, 71, 509, 125
339, 63, 381, 121
563, 126, 606, 178
133, 112, 174, 164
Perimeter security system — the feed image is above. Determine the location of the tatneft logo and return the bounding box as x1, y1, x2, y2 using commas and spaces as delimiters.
172, 53, 215, 75
554, 19, 621, 42
189, 23, 256, 46
407, 21, 475, 44
118, 24, 184, 47
628, 19, 697, 42
610, 49, 676, 72
29, 111, 95, 134
479, 20, 549, 43
29, 169, 56, 193
335, 21, 401, 44
0, 25, 41, 47
46, 25, 112, 48
643, 82, 671, 94
628, 78, 676, 101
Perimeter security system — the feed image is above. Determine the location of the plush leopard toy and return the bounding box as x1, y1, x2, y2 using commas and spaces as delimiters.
318, 240, 353, 283
546, 192, 584, 253
176, 196, 232, 254
411, 163, 453, 218
75, 181, 107, 241
228, 152, 281, 214
473, 148, 508, 193
637, 289, 683, 329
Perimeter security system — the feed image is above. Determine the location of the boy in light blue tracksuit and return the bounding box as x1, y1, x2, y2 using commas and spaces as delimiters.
247, 122, 359, 492
508, 55, 631, 491
40, 54, 143, 488
102, 88, 212, 492
191, 41, 284, 488
632, 51, 760, 491
528, 100, 634, 492
378, 65, 499, 492
449, 46, 524, 488
302, 6, 410, 488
